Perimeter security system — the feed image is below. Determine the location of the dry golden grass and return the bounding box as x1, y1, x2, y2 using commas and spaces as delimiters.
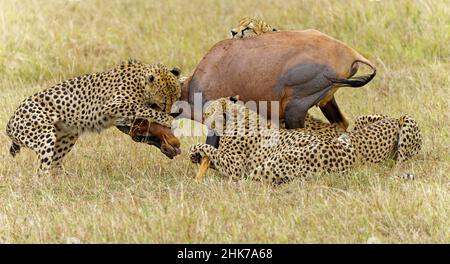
0, 0, 449, 243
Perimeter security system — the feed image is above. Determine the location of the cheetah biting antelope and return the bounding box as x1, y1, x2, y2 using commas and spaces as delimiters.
6, 60, 183, 176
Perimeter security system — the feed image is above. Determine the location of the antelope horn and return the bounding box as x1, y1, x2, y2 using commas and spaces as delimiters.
195, 157, 210, 181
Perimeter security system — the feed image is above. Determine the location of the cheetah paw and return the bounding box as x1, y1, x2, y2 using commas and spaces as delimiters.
189, 144, 205, 164
397, 172, 416, 180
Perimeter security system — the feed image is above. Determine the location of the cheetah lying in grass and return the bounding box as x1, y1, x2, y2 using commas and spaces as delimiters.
189, 97, 422, 184
6, 60, 183, 176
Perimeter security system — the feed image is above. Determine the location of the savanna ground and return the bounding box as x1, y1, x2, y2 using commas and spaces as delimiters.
0, 0, 449, 243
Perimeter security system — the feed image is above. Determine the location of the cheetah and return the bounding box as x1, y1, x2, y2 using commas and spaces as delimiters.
189, 97, 422, 184
350, 114, 422, 163
230, 17, 278, 38
6, 60, 182, 176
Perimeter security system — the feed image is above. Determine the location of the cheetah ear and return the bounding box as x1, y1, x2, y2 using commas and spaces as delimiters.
229, 95, 240, 103
170, 67, 181, 77
148, 75, 155, 82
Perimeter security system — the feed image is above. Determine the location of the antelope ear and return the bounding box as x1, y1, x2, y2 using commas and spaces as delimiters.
170, 67, 181, 77
148, 75, 155, 82
229, 95, 240, 103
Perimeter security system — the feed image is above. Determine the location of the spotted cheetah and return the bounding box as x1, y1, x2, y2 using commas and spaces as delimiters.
6, 60, 182, 176
230, 17, 278, 38
189, 97, 422, 184
350, 114, 422, 163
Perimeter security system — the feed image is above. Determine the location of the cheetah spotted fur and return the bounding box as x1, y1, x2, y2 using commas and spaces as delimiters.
6, 60, 182, 176
189, 97, 422, 184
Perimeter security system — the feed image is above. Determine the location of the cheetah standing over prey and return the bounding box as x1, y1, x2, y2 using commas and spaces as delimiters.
189, 97, 422, 184
230, 17, 278, 38
6, 60, 182, 176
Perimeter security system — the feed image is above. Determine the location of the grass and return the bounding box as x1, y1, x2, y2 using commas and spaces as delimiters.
0, 0, 449, 243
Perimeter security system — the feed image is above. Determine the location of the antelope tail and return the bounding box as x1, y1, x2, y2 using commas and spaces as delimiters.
325, 60, 376, 88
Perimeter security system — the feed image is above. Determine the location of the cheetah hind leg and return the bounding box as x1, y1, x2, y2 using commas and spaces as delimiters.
36, 137, 57, 177
51, 133, 79, 176
395, 115, 422, 162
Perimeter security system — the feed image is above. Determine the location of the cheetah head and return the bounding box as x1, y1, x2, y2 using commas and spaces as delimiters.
144, 63, 182, 114
231, 17, 254, 38
230, 17, 277, 38
203, 96, 239, 134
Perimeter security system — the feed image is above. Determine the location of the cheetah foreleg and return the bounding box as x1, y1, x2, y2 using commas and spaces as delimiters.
105, 101, 174, 128
189, 144, 245, 179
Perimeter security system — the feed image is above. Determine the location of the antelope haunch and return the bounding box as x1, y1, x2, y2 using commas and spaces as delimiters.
180, 29, 376, 132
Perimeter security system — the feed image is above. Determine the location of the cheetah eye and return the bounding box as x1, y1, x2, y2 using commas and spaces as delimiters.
146, 101, 162, 111
148, 75, 155, 82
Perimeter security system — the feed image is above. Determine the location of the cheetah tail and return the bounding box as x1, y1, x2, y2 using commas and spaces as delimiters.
9, 142, 21, 157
